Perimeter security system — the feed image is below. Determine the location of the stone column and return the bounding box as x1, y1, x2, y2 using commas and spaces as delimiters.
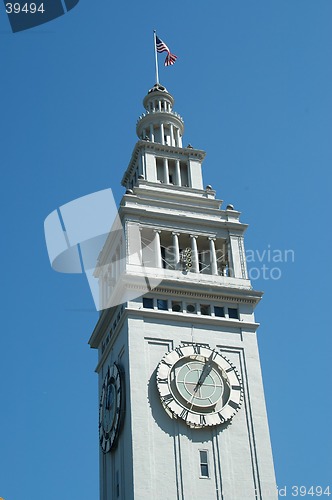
153, 230, 163, 269
175, 159, 181, 186
228, 234, 248, 279
208, 237, 218, 275
160, 123, 164, 145
140, 152, 146, 179
238, 235, 248, 279
172, 232, 180, 269
138, 154, 143, 177
190, 235, 199, 273
149, 123, 154, 142
170, 124, 175, 146
163, 158, 169, 184
176, 128, 181, 147
115, 247, 120, 279
105, 268, 113, 307
110, 258, 115, 283
127, 224, 142, 265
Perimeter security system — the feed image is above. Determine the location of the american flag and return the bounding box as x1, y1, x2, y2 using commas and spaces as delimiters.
155, 35, 177, 66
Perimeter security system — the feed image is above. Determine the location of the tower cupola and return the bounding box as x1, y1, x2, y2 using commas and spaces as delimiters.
136, 83, 184, 147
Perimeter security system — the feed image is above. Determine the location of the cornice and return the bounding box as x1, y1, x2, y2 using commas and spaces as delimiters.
119, 204, 248, 233
88, 274, 263, 350
151, 286, 262, 304
141, 141, 206, 160
121, 278, 263, 304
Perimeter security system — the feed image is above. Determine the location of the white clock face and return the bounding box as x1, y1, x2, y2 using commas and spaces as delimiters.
156, 344, 242, 428
99, 363, 123, 453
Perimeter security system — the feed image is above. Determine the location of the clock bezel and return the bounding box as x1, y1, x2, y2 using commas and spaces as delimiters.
99, 363, 124, 453
156, 344, 243, 428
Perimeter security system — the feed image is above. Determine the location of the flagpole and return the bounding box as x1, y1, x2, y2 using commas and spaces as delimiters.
153, 30, 159, 84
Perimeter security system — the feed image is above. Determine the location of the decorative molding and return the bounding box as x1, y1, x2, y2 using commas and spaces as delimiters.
121, 282, 260, 305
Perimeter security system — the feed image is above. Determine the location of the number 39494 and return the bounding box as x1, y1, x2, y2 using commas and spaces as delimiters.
6, 3, 45, 14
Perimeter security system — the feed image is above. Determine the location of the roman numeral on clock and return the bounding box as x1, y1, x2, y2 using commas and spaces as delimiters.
212, 350, 219, 360
175, 347, 184, 358
228, 400, 239, 410
161, 393, 174, 406
157, 377, 168, 384
161, 359, 172, 368
180, 408, 189, 420
218, 412, 225, 424
200, 415, 206, 426
193, 344, 201, 354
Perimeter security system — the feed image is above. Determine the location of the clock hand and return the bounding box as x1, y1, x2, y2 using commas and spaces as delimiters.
196, 363, 211, 387
189, 386, 200, 410
195, 352, 214, 389
188, 375, 204, 409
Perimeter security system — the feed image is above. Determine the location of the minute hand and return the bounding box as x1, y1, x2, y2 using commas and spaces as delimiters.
196, 355, 213, 388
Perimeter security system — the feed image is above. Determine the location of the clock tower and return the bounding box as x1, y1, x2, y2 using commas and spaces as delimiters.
89, 83, 277, 500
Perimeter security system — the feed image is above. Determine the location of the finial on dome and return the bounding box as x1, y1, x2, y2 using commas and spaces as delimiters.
148, 83, 168, 94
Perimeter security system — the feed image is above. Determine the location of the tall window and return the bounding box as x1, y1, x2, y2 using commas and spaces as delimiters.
199, 450, 210, 478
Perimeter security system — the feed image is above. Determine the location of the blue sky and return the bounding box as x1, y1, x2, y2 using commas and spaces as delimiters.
1, 1, 331, 499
